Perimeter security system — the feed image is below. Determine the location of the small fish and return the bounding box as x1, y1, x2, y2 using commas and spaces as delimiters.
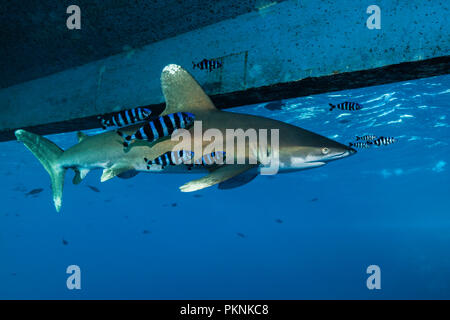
145, 151, 226, 170
311, 198, 319, 202
142, 230, 151, 234
338, 119, 351, 124
87, 185, 100, 193
349, 142, 371, 148
118, 112, 195, 148
192, 58, 223, 71
25, 188, 44, 196
329, 101, 362, 111
62, 239, 68, 245
264, 101, 284, 111
275, 219, 283, 224
236, 232, 246, 238
100, 107, 152, 130
145, 150, 194, 169
356, 135, 377, 141
171, 203, 177, 207
370, 136, 396, 146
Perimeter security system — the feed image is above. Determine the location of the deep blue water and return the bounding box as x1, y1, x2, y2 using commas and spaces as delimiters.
1, 75, 449, 299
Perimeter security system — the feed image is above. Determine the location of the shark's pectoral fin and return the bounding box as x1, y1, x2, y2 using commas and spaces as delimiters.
101, 169, 115, 182
218, 166, 259, 190
117, 170, 139, 179
72, 168, 90, 185
101, 165, 134, 182
179, 164, 258, 193
160, 64, 217, 115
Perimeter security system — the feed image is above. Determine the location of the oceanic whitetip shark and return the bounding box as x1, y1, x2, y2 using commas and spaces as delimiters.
15, 64, 356, 212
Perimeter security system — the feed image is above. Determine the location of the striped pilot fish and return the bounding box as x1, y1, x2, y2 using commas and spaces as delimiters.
144, 151, 226, 170
144, 150, 194, 169
192, 58, 223, 71
355, 135, 377, 141
349, 142, 371, 149
117, 112, 195, 148
369, 136, 396, 146
329, 101, 362, 111
100, 107, 152, 130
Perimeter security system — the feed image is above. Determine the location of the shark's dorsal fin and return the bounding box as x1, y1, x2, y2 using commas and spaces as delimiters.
160, 64, 217, 115
76, 131, 89, 143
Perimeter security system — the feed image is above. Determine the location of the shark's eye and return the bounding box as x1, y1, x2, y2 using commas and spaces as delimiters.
322, 147, 329, 155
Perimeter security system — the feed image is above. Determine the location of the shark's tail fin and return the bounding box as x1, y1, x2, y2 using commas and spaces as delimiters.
15, 129, 66, 212
329, 103, 335, 111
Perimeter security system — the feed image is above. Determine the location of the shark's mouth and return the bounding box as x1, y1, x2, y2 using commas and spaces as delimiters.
324, 150, 356, 161
305, 150, 355, 163
323, 151, 347, 161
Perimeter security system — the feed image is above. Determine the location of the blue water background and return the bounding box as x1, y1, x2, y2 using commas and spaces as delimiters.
0, 75, 449, 299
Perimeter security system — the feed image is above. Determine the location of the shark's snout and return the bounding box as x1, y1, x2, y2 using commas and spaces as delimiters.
348, 147, 357, 155
338, 146, 357, 160
315, 144, 356, 163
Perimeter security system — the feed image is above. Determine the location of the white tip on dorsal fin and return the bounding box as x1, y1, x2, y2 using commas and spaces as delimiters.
160, 64, 217, 115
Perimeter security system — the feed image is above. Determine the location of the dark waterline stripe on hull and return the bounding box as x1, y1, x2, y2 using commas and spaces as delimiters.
0, 55, 449, 142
